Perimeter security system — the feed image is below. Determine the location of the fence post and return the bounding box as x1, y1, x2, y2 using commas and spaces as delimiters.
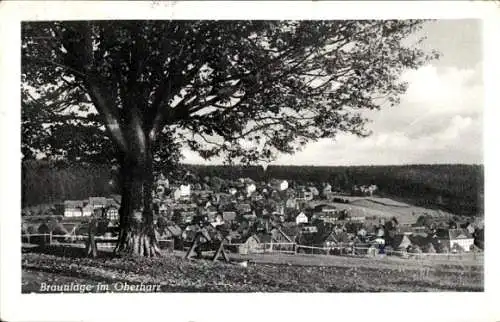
49, 232, 52, 245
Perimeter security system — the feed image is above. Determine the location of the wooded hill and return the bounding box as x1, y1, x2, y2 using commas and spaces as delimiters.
22, 161, 483, 217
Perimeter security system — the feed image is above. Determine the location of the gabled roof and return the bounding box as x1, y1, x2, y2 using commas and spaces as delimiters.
280, 224, 300, 240
64, 200, 83, 208
436, 228, 473, 240
323, 230, 351, 244
271, 227, 294, 242
391, 234, 412, 249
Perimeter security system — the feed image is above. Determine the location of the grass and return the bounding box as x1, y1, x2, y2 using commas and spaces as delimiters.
22, 245, 483, 293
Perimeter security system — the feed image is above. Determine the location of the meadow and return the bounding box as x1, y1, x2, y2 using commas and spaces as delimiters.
22, 246, 483, 293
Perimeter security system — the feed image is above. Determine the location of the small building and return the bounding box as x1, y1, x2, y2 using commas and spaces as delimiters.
322, 230, 351, 248
308, 187, 319, 197
295, 212, 309, 225
222, 211, 237, 224
436, 228, 474, 252
296, 189, 313, 202
105, 205, 119, 221
349, 216, 366, 223
390, 234, 412, 252
82, 204, 93, 217
63, 200, 83, 217
88, 197, 107, 210
301, 225, 318, 234
236, 203, 252, 214
314, 204, 336, 214
238, 233, 272, 254
285, 198, 297, 209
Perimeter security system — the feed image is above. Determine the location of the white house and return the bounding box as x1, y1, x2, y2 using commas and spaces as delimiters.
279, 180, 289, 191
437, 228, 475, 252
106, 206, 119, 221
180, 184, 191, 197
246, 183, 256, 196
295, 212, 308, 225
64, 200, 83, 217
82, 204, 93, 217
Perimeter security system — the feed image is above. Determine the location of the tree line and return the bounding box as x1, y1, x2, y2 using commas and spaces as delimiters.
22, 160, 483, 217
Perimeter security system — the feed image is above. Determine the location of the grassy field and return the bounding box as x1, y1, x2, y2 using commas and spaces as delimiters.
311, 195, 454, 225
22, 245, 483, 293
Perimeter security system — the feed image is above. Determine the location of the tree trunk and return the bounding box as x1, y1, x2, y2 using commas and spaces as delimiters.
114, 149, 161, 257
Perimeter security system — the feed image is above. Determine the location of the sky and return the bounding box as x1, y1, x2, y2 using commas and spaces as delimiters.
182, 19, 483, 166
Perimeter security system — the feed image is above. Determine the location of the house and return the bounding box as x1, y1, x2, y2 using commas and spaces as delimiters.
238, 233, 273, 254
242, 211, 258, 222
63, 200, 83, 217
270, 227, 294, 243
222, 211, 237, 224
180, 184, 191, 198
270, 179, 288, 191
301, 225, 318, 234
285, 198, 297, 209
322, 230, 351, 248
211, 213, 225, 227
390, 234, 412, 251
179, 211, 196, 225
236, 203, 252, 214
82, 204, 93, 217
308, 187, 319, 198
89, 197, 107, 210
295, 212, 308, 225
314, 204, 336, 214
296, 189, 313, 202
436, 228, 475, 252
322, 183, 332, 198
105, 205, 119, 221
246, 183, 257, 196
349, 216, 366, 223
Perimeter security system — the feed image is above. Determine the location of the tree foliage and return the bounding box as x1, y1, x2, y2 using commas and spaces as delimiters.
22, 20, 437, 166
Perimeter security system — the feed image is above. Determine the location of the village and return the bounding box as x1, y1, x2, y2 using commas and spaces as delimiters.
22, 170, 484, 260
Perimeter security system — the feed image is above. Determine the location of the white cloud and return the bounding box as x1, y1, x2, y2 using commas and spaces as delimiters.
182, 61, 483, 166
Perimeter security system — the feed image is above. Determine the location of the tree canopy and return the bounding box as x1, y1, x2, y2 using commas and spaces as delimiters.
22, 20, 437, 167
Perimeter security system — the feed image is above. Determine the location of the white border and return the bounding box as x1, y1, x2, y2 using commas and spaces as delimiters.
1, 1, 499, 322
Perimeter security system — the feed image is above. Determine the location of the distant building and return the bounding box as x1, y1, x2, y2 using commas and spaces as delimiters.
436, 228, 474, 252
63, 200, 83, 217
88, 197, 107, 209
295, 212, 308, 225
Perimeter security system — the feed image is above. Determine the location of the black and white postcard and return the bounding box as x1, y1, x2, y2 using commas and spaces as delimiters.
1, 1, 499, 322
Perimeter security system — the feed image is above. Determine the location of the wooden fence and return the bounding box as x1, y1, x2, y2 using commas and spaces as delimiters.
21, 233, 175, 250
224, 241, 483, 261
22, 233, 483, 261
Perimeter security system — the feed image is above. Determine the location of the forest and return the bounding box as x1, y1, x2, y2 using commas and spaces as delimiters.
22, 160, 483, 218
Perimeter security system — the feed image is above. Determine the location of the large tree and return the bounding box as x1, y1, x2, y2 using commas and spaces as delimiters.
22, 20, 437, 256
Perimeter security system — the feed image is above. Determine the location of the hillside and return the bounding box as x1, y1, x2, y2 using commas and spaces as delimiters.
22, 248, 483, 293
22, 161, 483, 217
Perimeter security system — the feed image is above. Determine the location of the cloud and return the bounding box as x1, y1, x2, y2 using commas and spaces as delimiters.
270, 62, 483, 166
181, 60, 483, 166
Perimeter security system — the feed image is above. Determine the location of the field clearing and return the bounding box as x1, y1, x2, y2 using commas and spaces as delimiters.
22, 245, 483, 293
313, 195, 453, 225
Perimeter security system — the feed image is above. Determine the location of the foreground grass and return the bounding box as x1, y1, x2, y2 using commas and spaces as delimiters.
22, 246, 483, 293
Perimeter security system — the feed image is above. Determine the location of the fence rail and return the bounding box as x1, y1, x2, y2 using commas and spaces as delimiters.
224, 241, 483, 261
21, 233, 174, 250
22, 233, 483, 261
